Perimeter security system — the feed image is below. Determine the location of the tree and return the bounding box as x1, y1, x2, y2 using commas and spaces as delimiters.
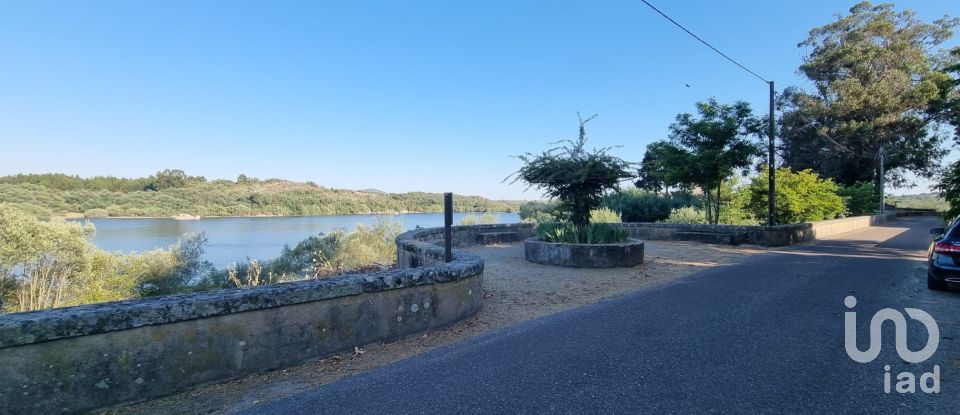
0, 204, 92, 311
779, 2, 958, 193
936, 162, 960, 219
747, 167, 845, 224
635, 141, 672, 194
649, 99, 761, 225
931, 47, 960, 219
507, 114, 635, 227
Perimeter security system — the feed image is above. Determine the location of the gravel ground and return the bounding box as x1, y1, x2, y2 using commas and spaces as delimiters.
99, 241, 764, 415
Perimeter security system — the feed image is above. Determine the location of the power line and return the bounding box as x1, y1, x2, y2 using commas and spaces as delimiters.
638, 0, 769, 84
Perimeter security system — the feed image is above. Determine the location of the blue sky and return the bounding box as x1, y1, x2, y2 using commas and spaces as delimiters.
1, 1, 957, 200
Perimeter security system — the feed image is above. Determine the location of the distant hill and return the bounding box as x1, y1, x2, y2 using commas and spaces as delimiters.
0, 172, 521, 218
359, 188, 386, 194
886, 193, 948, 212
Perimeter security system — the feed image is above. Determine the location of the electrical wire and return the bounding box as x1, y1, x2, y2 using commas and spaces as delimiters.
638, 0, 770, 84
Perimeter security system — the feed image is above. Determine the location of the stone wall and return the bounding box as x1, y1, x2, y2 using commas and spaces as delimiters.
619, 213, 897, 246
0, 232, 486, 415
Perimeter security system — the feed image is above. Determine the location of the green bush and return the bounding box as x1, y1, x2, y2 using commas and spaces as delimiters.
589, 207, 621, 223
747, 166, 844, 224
536, 222, 628, 244
518, 201, 565, 223
458, 212, 498, 225
602, 188, 699, 223
661, 207, 708, 224
838, 181, 879, 216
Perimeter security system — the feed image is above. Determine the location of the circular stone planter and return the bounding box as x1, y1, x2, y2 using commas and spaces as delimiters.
523, 237, 645, 268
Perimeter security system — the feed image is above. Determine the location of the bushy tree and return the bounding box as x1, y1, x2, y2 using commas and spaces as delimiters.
747, 167, 845, 224
506, 114, 634, 227
838, 181, 879, 216
602, 188, 699, 223
935, 162, 960, 220
647, 99, 762, 224
0, 204, 92, 311
779, 2, 958, 191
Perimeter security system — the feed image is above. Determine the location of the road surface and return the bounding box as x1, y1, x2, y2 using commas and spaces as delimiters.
242, 217, 960, 414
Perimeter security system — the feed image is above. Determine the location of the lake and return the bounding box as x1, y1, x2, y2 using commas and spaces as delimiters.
78, 212, 521, 268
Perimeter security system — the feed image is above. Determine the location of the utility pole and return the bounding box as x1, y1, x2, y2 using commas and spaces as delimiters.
878, 145, 885, 215
767, 81, 776, 226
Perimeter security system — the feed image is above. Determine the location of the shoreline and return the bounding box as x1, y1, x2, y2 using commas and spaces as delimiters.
57, 211, 519, 221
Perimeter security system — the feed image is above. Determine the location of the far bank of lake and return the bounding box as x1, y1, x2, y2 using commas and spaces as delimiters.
77, 212, 521, 268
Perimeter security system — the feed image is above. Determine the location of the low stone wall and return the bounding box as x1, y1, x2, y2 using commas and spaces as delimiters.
1, 232, 486, 414
620, 213, 898, 246
396, 223, 537, 268
808, 213, 897, 238
524, 238, 645, 268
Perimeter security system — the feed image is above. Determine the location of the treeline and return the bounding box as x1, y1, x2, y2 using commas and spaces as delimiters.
0, 170, 520, 218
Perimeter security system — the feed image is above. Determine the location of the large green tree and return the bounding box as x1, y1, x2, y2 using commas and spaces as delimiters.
648, 99, 761, 225
779, 2, 958, 192
932, 47, 960, 219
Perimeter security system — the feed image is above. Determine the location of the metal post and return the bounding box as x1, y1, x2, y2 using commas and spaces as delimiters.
767, 80, 776, 226
444, 192, 453, 262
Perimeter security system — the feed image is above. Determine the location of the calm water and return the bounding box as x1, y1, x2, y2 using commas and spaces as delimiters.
78, 212, 520, 268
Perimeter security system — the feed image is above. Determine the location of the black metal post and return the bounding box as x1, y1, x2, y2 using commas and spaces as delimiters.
444, 192, 453, 262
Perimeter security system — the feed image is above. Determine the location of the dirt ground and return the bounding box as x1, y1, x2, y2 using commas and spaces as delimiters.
100, 241, 764, 415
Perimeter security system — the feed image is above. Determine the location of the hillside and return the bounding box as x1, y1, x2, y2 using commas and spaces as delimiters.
886, 193, 949, 211
0, 172, 521, 218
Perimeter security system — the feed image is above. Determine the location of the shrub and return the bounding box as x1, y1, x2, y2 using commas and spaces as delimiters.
839, 181, 879, 216
747, 166, 844, 224
518, 201, 565, 223
506, 114, 634, 226
661, 207, 708, 224
458, 212, 498, 225
602, 188, 700, 222
536, 222, 628, 244
589, 207, 621, 223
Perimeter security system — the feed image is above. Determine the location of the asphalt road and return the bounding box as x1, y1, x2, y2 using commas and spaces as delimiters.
243, 217, 960, 414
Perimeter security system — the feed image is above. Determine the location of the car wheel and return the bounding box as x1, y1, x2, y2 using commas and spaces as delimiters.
928, 274, 948, 291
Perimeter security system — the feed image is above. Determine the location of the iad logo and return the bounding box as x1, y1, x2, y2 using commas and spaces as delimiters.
843, 295, 940, 394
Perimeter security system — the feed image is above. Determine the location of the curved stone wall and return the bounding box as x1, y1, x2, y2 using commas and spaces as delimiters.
0, 228, 490, 415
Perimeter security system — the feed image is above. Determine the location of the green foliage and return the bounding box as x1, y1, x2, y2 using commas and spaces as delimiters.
535, 222, 628, 244
0, 204, 210, 312
935, 162, 960, 219
635, 141, 672, 193
507, 114, 635, 227
838, 181, 879, 216
589, 207, 621, 223
458, 212, 498, 225
885, 193, 949, 212
602, 188, 700, 223
518, 201, 565, 223
779, 2, 958, 189
661, 207, 707, 224
0, 171, 520, 218
646, 99, 762, 224
146, 169, 205, 191
747, 167, 845, 224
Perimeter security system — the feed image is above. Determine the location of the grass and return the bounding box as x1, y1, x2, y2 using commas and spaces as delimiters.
535, 222, 629, 244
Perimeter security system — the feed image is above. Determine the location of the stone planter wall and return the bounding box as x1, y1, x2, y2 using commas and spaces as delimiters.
523, 237, 645, 268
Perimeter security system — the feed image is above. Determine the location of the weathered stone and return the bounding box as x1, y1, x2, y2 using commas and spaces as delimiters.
523, 238, 645, 268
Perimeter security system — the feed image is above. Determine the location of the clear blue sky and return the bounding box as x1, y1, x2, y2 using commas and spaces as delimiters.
1, 1, 957, 200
